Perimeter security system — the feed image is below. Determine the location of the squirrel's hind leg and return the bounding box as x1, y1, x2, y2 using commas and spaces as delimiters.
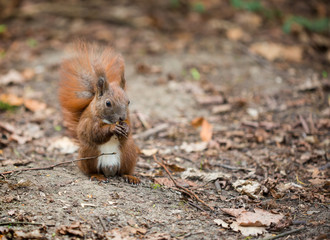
77, 147, 99, 176
90, 174, 109, 182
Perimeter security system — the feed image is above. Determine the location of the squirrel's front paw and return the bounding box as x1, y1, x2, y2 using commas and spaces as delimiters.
114, 122, 129, 138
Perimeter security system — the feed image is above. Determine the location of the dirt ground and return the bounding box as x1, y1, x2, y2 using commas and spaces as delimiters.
0, 1, 329, 239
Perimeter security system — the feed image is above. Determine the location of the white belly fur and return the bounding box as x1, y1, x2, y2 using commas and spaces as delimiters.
97, 136, 121, 177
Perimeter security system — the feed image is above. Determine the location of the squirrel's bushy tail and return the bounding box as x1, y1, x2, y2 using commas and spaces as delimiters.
58, 42, 125, 139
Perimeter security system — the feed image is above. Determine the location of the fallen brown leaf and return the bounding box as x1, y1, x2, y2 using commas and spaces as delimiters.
166, 163, 185, 172
136, 63, 162, 74
196, 95, 224, 105
226, 28, 244, 41
48, 137, 78, 154
233, 180, 264, 199
22, 68, 36, 80
180, 141, 207, 153
0, 93, 24, 106
182, 168, 230, 182
57, 221, 83, 237
250, 42, 303, 62
237, 208, 284, 227
230, 221, 267, 236
221, 208, 246, 218
24, 99, 47, 112
212, 104, 231, 114
236, 12, 262, 29
214, 219, 229, 228
200, 118, 213, 142
141, 148, 158, 156
14, 229, 44, 239
154, 177, 196, 188
191, 117, 213, 142
0, 69, 25, 85
191, 117, 204, 128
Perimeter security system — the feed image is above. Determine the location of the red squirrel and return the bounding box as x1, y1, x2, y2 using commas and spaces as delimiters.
58, 42, 139, 184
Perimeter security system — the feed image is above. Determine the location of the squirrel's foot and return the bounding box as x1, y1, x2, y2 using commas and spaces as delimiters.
90, 174, 109, 183
122, 175, 140, 185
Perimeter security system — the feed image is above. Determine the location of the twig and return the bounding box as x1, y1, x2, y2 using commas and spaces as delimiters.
299, 114, 310, 134
17, 3, 134, 27
187, 200, 204, 212
214, 163, 251, 171
214, 179, 221, 192
0, 221, 55, 227
133, 123, 168, 139
242, 121, 259, 128
98, 216, 107, 232
256, 227, 305, 240
153, 155, 214, 211
0, 153, 115, 176
135, 111, 151, 129
308, 113, 316, 134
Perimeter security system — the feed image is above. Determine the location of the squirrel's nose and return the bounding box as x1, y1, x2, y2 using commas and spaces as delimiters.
119, 112, 127, 122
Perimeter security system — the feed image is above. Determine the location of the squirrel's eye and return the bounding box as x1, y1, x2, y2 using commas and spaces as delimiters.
128, 100, 130, 105
105, 100, 112, 107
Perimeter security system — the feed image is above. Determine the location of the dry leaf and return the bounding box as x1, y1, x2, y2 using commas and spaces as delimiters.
250, 42, 302, 62
22, 68, 36, 80
141, 148, 158, 156
24, 99, 47, 112
166, 163, 185, 172
237, 208, 284, 227
105, 228, 134, 240
201, 119, 213, 142
236, 12, 262, 29
212, 104, 231, 114
222, 208, 284, 229
57, 222, 83, 237
196, 95, 224, 105
191, 117, 204, 127
233, 180, 264, 199
154, 177, 174, 187
226, 28, 244, 41
0, 94, 24, 106
136, 228, 147, 235
309, 178, 329, 187
11, 134, 31, 144
230, 221, 267, 236
14, 229, 44, 239
0, 69, 24, 85
221, 208, 246, 218
180, 142, 207, 153
0, 122, 16, 133
214, 219, 229, 228
24, 123, 44, 139
1, 159, 33, 166
191, 117, 213, 142
182, 168, 230, 182
136, 63, 162, 74
154, 177, 196, 188
48, 137, 79, 154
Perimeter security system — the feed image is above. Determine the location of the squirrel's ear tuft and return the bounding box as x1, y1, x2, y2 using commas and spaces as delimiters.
120, 73, 126, 89
97, 76, 106, 96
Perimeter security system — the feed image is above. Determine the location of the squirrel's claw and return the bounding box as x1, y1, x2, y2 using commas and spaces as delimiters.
114, 123, 129, 138
122, 175, 140, 185
90, 174, 109, 183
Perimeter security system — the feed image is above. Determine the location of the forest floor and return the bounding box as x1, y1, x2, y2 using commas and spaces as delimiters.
0, 1, 329, 239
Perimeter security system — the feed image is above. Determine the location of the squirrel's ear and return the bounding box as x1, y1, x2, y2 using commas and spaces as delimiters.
120, 73, 126, 89
96, 76, 108, 97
